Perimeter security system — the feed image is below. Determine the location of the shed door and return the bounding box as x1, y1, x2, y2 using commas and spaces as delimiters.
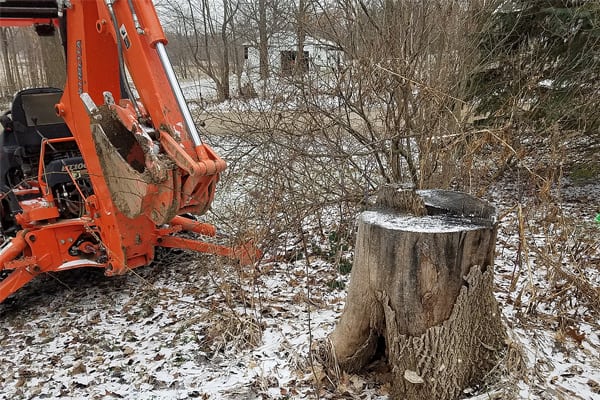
280, 51, 309, 75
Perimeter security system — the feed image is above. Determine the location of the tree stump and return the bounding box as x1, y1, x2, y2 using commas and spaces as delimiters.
326, 188, 506, 400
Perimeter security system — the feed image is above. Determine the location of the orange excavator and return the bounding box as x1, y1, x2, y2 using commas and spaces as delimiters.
0, 0, 259, 303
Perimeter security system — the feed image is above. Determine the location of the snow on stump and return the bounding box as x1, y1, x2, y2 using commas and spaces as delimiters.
326, 187, 506, 400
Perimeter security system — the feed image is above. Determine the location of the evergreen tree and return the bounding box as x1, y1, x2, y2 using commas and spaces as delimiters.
470, 0, 600, 133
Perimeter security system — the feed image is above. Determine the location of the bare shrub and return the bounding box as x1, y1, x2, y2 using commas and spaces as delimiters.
302, 0, 501, 189
201, 96, 367, 260
203, 309, 264, 355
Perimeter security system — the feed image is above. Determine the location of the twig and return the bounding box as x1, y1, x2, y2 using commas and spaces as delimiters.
464, 389, 503, 400
300, 229, 321, 400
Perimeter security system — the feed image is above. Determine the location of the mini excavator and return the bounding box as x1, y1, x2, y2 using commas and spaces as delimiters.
0, 0, 259, 303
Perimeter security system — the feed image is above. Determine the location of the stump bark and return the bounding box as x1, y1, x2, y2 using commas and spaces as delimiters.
327, 188, 506, 400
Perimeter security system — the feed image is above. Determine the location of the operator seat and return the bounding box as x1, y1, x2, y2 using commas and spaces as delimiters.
0, 88, 84, 230
0, 87, 74, 186
9, 87, 72, 152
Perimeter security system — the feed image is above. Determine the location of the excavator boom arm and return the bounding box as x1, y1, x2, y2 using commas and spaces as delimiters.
0, 0, 259, 303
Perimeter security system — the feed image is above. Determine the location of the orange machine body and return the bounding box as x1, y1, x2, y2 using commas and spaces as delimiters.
0, 1, 259, 302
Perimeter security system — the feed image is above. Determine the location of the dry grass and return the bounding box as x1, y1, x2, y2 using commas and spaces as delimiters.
192, 83, 600, 397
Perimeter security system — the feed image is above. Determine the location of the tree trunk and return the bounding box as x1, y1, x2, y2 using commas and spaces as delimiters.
218, 0, 231, 101
40, 32, 66, 88
7, 28, 23, 89
258, 0, 269, 81
0, 28, 16, 95
295, 0, 306, 77
326, 188, 506, 400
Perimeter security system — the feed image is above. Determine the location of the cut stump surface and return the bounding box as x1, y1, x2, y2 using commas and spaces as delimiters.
326, 189, 506, 400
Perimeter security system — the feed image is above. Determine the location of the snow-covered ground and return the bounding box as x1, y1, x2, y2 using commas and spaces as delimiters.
0, 228, 355, 399
488, 177, 600, 400
1, 175, 598, 399
1, 79, 598, 399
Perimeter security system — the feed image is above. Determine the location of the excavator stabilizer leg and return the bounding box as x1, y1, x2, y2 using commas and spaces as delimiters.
0, 233, 35, 303
162, 216, 262, 265
0, 269, 36, 304
158, 236, 261, 266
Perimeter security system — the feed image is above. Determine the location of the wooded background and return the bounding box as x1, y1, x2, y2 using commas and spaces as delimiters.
1, 1, 598, 396
2, 0, 598, 190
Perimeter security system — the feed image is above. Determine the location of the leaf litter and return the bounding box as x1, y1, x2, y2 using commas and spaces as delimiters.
0, 177, 598, 399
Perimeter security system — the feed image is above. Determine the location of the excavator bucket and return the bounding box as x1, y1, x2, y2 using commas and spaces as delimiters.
90, 114, 177, 224
0, 0, 261, 303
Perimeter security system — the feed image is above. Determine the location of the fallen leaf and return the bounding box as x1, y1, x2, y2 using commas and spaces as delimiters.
404, 369, 424, 384
565, 327, 586, 345
71, 361, 86, 375
350, 374, 365, 391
